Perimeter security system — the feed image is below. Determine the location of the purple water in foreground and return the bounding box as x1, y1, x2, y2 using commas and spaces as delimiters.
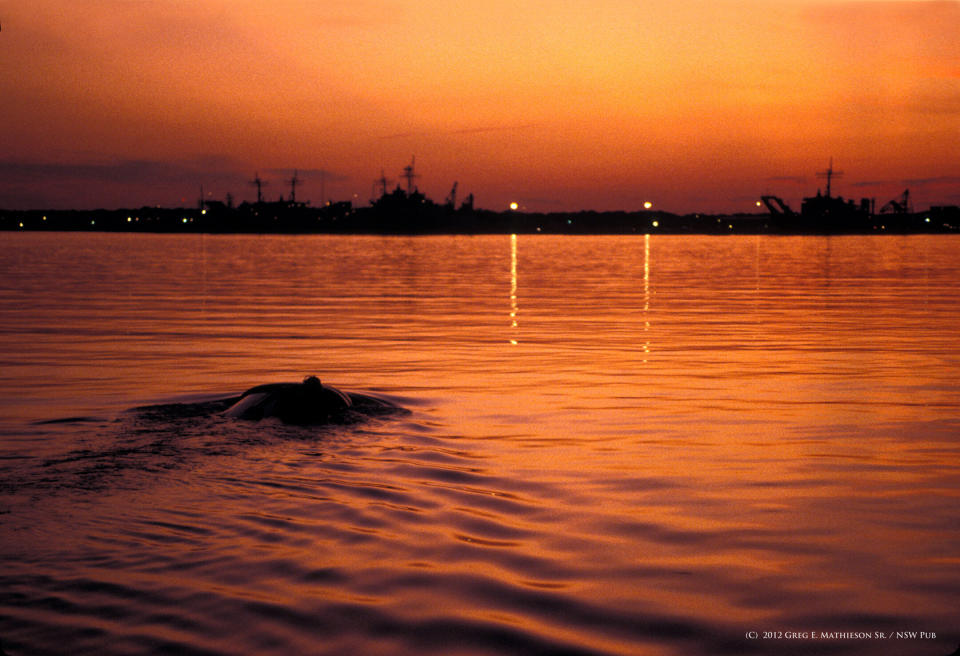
1, 233, 958, 655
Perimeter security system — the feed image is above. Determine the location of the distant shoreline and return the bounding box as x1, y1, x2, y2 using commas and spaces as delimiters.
2, 205, 958, 235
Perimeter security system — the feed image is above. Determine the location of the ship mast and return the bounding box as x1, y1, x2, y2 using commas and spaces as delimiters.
401, 156, 419, 195
249, 173, 267, 204
288, 170, 301, 204
374, 169, 391, 198
817, 158, 844, 198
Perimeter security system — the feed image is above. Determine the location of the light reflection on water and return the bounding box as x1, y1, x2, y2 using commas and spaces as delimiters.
510, 233, 519, 346
0, 233, 958, 656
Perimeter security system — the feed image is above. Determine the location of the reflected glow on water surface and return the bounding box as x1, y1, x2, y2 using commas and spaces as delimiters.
0, 233, 958, 655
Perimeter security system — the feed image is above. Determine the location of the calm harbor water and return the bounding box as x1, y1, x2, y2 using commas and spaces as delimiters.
1, 232, 958, 656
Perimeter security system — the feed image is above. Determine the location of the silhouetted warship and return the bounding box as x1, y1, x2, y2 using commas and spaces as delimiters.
2, 158, 958, 234
758, 159, 955, 233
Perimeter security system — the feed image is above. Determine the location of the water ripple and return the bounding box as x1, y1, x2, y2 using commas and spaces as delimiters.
3, 235, 960, 656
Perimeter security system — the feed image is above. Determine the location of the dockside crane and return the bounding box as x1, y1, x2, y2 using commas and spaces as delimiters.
761, 196, 796, 216
880, 189, 911, 215
446, 181, 458, 210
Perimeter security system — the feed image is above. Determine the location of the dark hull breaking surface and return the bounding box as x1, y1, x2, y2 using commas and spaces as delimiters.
223, 379, 400, 425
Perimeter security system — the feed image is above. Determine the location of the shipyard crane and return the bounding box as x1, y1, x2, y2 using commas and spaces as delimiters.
446, 181, 458, 209
760, 196, 795, 216
249, 173, 268, 204
880, 189, 911, 215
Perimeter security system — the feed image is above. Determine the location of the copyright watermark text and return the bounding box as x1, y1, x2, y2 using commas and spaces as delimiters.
744, 631, 937, 641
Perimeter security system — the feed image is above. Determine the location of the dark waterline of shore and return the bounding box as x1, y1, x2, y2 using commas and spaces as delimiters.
3, 204, 959, 235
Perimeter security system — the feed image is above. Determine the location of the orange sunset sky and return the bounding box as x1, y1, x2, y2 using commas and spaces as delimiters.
1, 0, 958, 213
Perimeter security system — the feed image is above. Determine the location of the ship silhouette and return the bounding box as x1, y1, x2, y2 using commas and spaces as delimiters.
758, 159, 949, 233
2, 158, 958, 234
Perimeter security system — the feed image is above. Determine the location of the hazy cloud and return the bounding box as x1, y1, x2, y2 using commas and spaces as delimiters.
264, 168, 351, 183
379, 124, 539, 140
0, 157, 242, 185
903, 175, 960, 186
446, 124, 540, 136
0, 156, 253, 208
